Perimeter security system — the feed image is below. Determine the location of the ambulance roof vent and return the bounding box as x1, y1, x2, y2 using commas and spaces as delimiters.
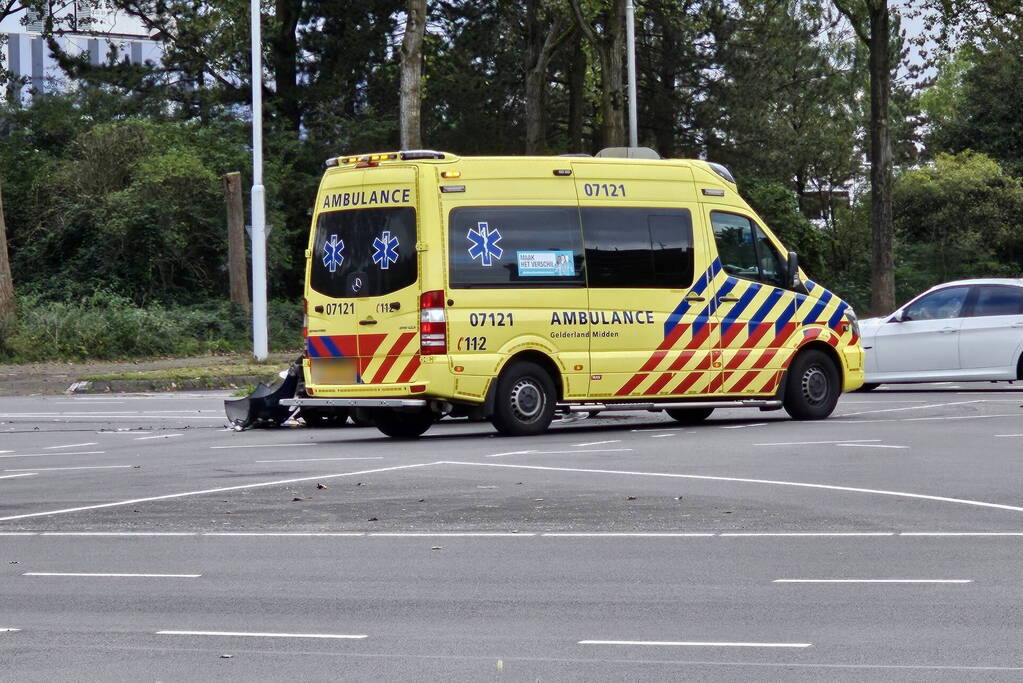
595, 146, 661, 160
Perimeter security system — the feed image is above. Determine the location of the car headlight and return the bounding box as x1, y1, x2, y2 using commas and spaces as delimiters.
843, 308, 860, 337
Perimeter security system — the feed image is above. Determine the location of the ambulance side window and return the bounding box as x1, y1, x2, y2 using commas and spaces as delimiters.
581, 208, 694, 289
711, 211, 786, 288
448, 206, 585, 288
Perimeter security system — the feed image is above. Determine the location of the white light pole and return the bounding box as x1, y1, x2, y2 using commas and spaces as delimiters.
250, 0, 269, 361
625, 0, 638, 148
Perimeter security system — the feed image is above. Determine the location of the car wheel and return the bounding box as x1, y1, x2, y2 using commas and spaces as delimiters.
370, 409, 434, 439
300, 407, 349, 427
665, 407, 714, 425
857, 383, 881, 392
783, 349, 841, 420
350, 408, 376, 428
491, 361, 557, 436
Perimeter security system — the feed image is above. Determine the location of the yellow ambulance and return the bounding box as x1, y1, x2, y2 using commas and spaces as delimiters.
282, 149, 864, 438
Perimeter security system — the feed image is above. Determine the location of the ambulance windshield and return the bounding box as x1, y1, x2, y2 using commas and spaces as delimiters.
310, 207, 417, 298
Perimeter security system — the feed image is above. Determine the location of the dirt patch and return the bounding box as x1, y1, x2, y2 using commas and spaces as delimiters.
0, 352, 297, 396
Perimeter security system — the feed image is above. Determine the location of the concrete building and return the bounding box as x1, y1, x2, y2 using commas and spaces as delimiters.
1, 1, 162, 101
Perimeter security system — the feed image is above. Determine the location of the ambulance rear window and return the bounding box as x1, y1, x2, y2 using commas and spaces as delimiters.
310, 207, 417, 298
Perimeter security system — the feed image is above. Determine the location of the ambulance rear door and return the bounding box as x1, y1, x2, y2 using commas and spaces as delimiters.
306, 167, 422, 387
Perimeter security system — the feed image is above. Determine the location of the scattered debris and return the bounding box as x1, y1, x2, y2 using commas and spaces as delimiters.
431, 546, 442, 551
368, 517, 379, 522
220, 654, 233, 659
627, 496, 637, 501
292, 497, 306, 502
316, 483, 327, 490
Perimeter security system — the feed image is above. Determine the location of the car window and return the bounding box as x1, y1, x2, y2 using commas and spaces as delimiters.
903, 287, 968, 321
581, 207, 695, 289
710, 211, 787, 288
969, 285, 1023, 317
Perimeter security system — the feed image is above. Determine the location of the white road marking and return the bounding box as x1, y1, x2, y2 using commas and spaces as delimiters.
900, 532, 1023, 537
24, 572, 201, 578
721, 532, 894, 537
774, 579, 971, 584
835, 443, 909, 450
579, 640, 811, 648
0, 451, 11, 454
0, 462, 441, 522
441, 461, 1023, 514
103, 431, 152, 435
45, 443, 98, 450
1, 628, 20, 633
210, 443, 318, 449
839, 400, 981, 417
755, 439, 882, 446
649, 434, 675, 438
5, 466, 133, 472
572, 440, 621, 447
0, 473, 37, 480
0, 532, 36, 536
157, 630, 366, 640
255, 457, 383, 463
0, 413, 225, 420
631, 427, 685, 432
995, 434, 1023, 438
544, 532, 714, 537
486, 449, 632, 458
902, 413, 1021, 422
0, 451, 106, 459
41, 532, 196, 536
203, 532, 363, 537
135, 434, 184, 441
721, 423, 768, 429
369, 532, 535, 537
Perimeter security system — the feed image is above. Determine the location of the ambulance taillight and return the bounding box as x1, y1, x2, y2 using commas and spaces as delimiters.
420, 290, 447, 355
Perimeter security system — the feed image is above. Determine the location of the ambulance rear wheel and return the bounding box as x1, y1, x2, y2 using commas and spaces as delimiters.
784, 349, 840, 420
370, 409, 434, 439
491, 362, 557, 436
665, 407, 714, 425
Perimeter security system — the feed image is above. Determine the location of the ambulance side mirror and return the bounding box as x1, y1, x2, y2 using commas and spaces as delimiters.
786, 251, 801, 289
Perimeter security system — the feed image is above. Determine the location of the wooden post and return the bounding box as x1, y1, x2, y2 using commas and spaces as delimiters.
0, 182, 15, 323
223, 172, 250, 312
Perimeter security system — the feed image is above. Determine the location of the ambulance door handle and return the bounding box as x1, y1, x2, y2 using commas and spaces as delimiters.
359, 319, 378, 326
685, 293, 705, 302
718, 296, 740, 303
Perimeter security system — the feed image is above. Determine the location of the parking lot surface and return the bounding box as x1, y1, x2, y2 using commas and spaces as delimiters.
2, 385, 1023, 680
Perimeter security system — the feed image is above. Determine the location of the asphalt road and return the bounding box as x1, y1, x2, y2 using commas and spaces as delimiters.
1, 384, 1023, 681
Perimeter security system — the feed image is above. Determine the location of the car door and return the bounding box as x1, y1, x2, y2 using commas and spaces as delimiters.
872, 286, 969, 375
958, 284, 1023, 377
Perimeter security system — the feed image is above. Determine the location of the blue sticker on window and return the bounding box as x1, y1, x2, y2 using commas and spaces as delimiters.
516, 251, 575, 277
371, 230, 400, 270
322, 234, 345, 272
468, 222, 503, 267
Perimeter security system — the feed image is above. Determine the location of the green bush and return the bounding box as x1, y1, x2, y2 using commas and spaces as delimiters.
0, 293, 302, 361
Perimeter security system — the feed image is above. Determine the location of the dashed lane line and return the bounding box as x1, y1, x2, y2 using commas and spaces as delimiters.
0, 473, 37, 480
579, 640, 812, 648
773, 579, 971, 584
486, 449, 633, 458
210, 443, 318, 450
44, 443, 98, 450
572, 440, 621, 447
4, 466, 133, 472
134, 434, 184, 441
755, 439, 881, 446
0, 452, 105, 460
24, 572, 201, 578
835, 443, 908, 450
157, 630, 366, 640
255, 457, 383, 463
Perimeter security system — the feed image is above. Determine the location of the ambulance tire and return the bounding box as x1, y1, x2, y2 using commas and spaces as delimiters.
350, 408, 376, 428
370, 408, 434, 439
491, 362, 557, 436
784, 349, 841, 420
300, 407, 349, 428
665, 407, 714, 425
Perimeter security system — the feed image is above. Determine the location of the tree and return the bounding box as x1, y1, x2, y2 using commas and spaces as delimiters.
831, 0, 896, 315
523, 0, 569, 154
570, 0, 627, 149
0, 181, 14, 323
399, 0, 427, 149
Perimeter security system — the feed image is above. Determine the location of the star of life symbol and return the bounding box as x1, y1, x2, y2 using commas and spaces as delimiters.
467, 221, 503, 267
372, 230, 400, 270
322, 234, 345, 273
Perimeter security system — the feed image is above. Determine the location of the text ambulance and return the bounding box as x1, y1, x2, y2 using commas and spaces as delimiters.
282, 149, 864, 438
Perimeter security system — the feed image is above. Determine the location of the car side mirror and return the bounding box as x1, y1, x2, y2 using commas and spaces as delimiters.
786, 251, 801, 289
890, 310, 906, 323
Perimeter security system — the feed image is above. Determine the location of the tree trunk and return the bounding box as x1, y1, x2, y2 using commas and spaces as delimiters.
223, 172, 250, 312
567, 29, 587, 152
524, 1, 565, 155
399, 0, 427, 149
867, 0, 895, 315
270, 0, 302, 134
0, 182, 14, 322
571, 0, 627, 149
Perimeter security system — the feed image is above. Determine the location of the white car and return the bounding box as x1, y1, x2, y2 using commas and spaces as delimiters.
859, 278, 1023, 389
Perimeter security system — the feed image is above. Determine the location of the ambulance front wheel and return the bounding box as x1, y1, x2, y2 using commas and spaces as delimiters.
491, 361, 557, 436
665, 407, 714, 425
783, 349, 841, 420
370, 408, 434, 439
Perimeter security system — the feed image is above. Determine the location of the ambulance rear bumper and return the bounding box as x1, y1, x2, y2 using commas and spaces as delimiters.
281, 398, 428, 409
